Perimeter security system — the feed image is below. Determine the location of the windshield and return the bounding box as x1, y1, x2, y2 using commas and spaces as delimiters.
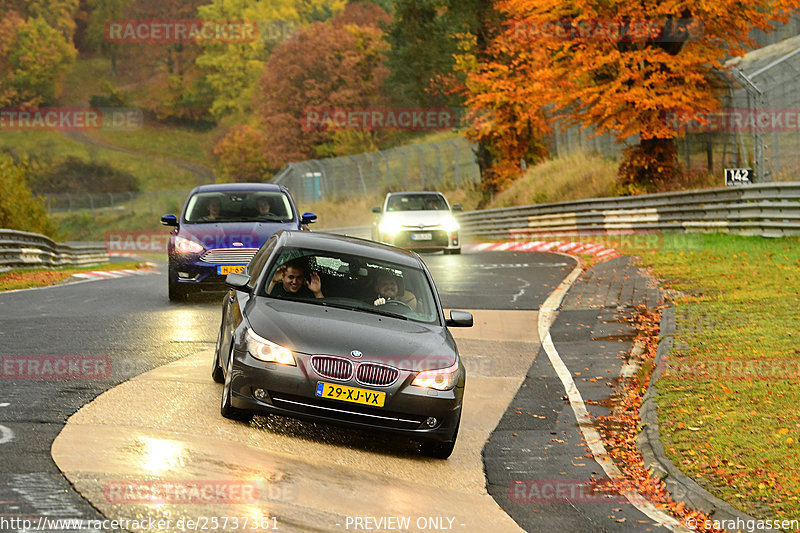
386, 194, 448, 212
183, 191, 294, 224
262, 247, 440, 324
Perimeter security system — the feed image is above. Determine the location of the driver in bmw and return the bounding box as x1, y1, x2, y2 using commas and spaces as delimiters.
373, 271, 416, 310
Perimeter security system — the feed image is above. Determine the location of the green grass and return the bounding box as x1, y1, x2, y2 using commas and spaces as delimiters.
0, 130, 197, 189
82, 122, 221, 169
632, 233, 800, 519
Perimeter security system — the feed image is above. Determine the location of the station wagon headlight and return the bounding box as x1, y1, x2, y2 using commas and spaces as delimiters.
246, 329, 296, 366
412, 362, 459, 391
175, 235, 204, 254
443, 216, 460, 233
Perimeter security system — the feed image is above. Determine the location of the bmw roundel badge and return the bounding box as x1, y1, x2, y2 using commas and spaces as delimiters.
351, 350, 363, 358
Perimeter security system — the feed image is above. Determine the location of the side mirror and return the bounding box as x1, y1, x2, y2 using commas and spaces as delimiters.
301, 212, 317, 225
161, 214, 178, 227
452, 205, 463, 212
371, 206, 382, 214
225, 272, 252, 293
446, 310, 473, 327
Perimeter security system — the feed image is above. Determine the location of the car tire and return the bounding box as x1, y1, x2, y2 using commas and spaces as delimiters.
220, 343, 252, 422
420, 418, 459, 459
211, 327, 224, 384
168, 271, 187, 302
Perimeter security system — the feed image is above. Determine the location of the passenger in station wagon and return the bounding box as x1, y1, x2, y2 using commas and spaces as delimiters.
373, 271, 416, 310
268, 258, 324, 299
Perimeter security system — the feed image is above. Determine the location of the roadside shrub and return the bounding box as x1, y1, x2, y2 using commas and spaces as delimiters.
0, 154, 59, 237
29, 156, 139, 194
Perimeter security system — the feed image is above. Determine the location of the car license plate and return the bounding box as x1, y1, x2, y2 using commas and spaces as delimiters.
411, 233, 432, 241
316, 382, 385, 407
218, 264, 246, 275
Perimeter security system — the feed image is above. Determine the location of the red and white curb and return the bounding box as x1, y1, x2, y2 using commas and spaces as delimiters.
71, 263, 158, 281
464, 241, 620, 260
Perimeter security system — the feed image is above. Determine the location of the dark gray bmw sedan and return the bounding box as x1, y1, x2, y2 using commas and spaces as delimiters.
212, 230, 473, 458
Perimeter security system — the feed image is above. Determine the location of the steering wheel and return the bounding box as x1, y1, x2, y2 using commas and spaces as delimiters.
381, 299, 413, 311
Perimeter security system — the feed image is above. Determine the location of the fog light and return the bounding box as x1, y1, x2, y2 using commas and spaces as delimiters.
425, 417, 437, 428
254, 388, 268, 400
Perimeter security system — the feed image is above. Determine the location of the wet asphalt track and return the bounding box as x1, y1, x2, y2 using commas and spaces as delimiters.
0, 250, 666, 532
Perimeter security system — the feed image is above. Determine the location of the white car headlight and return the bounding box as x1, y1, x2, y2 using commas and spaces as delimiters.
379, 219, 403, 236
411, 361, 459, 391
246, 329, 296, 366
443, 216, 460, 233
175, 235, 204, 254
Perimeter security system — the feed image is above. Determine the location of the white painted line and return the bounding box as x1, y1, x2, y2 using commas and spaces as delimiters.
0, 402, 9, 407
0, 424, 14, 444
511, 277, 531, 303
538, 264, 685, 531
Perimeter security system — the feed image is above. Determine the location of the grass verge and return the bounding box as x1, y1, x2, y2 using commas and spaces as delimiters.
631, 233, 800, 521
0, 261, 152, 291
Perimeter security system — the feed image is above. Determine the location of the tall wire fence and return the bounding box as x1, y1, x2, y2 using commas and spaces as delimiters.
544, 25, 800, 184
270, 137, 481, 205
44, 189, 189, 216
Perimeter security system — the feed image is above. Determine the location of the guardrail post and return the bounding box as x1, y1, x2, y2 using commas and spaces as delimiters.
67, 193, 72, 213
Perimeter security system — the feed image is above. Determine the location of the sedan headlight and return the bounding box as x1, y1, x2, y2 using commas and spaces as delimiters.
246, 329, 296, 366
379, 219, 403, 236
411, 361, 459, 391
175, 235, 204, 254
443, 216, 460, 233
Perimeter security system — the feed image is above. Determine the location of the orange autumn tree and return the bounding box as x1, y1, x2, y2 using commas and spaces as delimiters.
466, 0, 800, 193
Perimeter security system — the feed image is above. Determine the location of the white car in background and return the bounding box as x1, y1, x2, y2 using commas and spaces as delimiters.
371, 191, 462, 254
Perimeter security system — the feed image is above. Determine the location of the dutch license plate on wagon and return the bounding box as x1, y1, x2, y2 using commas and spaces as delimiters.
218, 264, 246, 275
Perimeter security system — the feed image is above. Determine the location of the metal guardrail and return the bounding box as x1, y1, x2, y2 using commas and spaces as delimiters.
457, 183, 800, 239
321, 183, 800, 240
0, 230, 109, 272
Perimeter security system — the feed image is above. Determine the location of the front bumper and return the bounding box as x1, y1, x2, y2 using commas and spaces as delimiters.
169, 253, 251, 293
380, 229, 460, 252
229, 349, 464, 442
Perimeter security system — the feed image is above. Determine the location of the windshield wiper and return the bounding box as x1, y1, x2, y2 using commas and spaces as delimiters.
318, 301, 408, 320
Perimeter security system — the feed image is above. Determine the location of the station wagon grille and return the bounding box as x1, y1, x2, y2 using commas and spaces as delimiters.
356, 363, 399, 386
200, 248, 258, 264
311, 356, 353, 381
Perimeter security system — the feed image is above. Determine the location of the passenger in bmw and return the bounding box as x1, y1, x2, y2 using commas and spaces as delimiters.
268, 258, 324, 299
372, 271, 416, 310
